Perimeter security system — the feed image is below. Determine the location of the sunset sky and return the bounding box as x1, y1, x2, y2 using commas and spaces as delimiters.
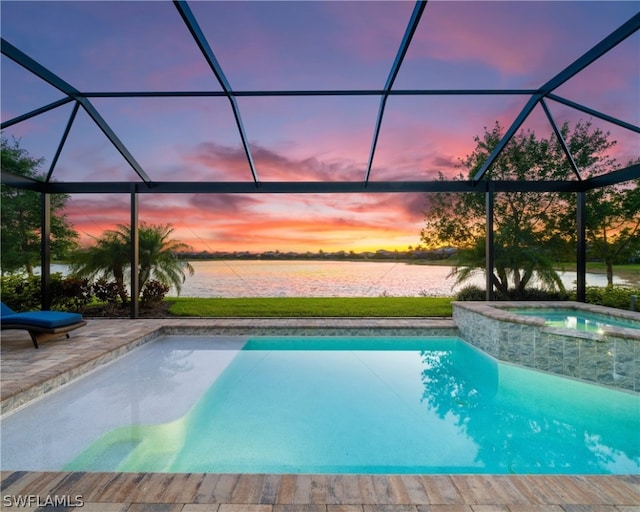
1, 1, 638, 253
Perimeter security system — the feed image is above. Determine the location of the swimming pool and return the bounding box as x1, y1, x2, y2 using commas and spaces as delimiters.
1, 335, 638, 474
511, 308, 640, 332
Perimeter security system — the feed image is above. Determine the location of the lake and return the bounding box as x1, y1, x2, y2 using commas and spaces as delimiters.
49, 260, 630, 298
170, 260, 628, 298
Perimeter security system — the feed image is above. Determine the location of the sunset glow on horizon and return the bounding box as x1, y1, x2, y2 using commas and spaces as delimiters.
2, 1, 638, 253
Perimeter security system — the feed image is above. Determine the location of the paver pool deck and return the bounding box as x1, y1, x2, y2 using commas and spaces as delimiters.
1, 318, 638, 511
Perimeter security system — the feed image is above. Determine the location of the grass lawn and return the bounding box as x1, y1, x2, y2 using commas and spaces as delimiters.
167, 296, 453, 317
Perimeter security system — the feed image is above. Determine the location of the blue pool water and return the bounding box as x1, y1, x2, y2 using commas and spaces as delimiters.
512, 308, 640, 332
2, 336, 638, 474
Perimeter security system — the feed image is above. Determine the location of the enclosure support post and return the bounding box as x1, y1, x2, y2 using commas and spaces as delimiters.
130, 187, 139, 319
485, 184, 495, 301
41, 193, 52, 310
576, 191, 587, 302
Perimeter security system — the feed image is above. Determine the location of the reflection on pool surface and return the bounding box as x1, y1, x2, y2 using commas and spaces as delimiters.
2, 336, 639, 474
512, 309, 640, 332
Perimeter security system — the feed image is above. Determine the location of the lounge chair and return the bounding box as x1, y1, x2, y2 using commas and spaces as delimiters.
1, 302, 87, 349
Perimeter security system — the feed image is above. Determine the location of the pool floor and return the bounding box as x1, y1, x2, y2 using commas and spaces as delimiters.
3, 335, 638, 475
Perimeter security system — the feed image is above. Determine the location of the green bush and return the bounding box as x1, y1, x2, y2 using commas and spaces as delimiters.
92, 277, 127, 310
1, 273, 94, 312
572, 285, 640, 310
0, 273, 41, 311
141, 280, 170, 307
508, 288, 568, 301
455, 285, 568, 302
50, 275, 93, 312
454, 285, 486, 301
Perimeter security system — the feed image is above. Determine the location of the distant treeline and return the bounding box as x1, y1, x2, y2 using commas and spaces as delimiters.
178, 247, 458, 261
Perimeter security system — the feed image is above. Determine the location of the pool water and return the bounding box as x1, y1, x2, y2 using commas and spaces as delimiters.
2, 336, 638, 474
511, 309, 640, 332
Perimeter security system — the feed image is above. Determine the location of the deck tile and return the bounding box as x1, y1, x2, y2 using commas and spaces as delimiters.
76, 504, 130, 511
464, 506, 509, 512
218, 505, 272, 512
388, 475, 412, 504
370, 475, 394, 504
326, 506, 363, 512
356, 476, 377, 505
339, 476, 363, 505
260, 474, 281, 505
581, 476, 640, 504
170, 473, 208, 504
126, 504, 183, 512
273, 505, 326, 512
309, 474, 327, 504
0, 471, 41, 496
415, 506, 472, 512
400, 475, 430, 505
560, 506, 619, 511
516, 476, 562, 505
276, 475, 298, 505
20, 471, 68, 497
232, 474, 266, 504
122, 473, 166, 503
362, 505, 418, 511
324, 475, 345, 505
76, 472, 124, 502
292, 476, 314, 505
192, 474, 221, 504
420, 476, 463, 505
182, 505, 220, 512
213, 474, 242, 503
542, 476, 599, 504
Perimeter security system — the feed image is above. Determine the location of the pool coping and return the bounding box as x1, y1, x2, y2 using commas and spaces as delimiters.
2, 317, 639, 510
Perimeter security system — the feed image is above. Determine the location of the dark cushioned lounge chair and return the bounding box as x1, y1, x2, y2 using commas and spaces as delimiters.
1, 302, 87, 349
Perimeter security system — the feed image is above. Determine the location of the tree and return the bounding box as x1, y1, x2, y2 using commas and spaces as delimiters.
586, 178, 640, 285
70, 228, 131, 303
70, 223, 194, 301
1, 137, 79, 274
421, 120, 620, 297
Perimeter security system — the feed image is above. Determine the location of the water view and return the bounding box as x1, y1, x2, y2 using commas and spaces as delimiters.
48, 260, 631, 298
49, 260, 630, 298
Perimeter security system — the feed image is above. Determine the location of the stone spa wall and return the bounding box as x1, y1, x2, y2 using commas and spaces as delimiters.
453, 301, 640, 392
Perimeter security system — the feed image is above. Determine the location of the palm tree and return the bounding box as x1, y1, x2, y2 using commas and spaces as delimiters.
70, 228, 130, 303
70, 223, 194, 302
137, 223, 194, 292
450, 236, 565, 298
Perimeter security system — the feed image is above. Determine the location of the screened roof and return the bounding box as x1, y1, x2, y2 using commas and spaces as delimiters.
2, 0, 638, 197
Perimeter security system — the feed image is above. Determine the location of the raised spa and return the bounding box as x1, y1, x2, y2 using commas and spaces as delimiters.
453, 301, 640, 392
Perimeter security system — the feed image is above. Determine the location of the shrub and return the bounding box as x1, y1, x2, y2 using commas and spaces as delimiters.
0, 273, 94, 312
455, 285, 568, 302
50, 275, 93, 312
454, 285, 486, 301
507, 288, 568, 301
141, 280, 170, 307
93, 277, 126, 308
572, 285, 640, 310
0, 273, 41, 311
